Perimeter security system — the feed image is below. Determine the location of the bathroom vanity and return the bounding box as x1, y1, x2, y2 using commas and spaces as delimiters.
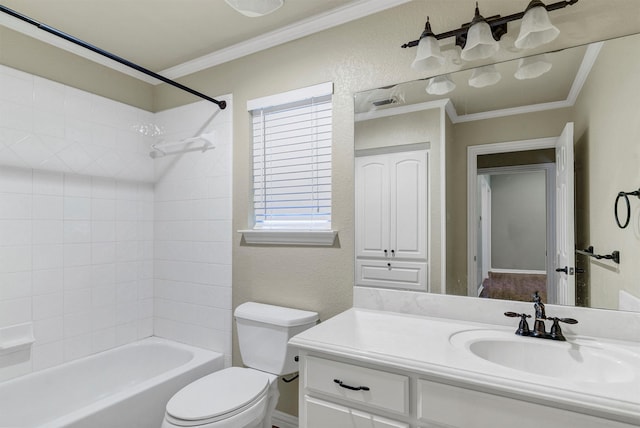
290, 307, 640, 428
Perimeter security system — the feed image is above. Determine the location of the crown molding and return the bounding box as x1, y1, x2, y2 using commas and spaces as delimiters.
160, 0, 411, 81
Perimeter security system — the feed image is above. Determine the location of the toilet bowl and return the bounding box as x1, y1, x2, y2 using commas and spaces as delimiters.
161, 367, 277, 428
162, 302, 318, 428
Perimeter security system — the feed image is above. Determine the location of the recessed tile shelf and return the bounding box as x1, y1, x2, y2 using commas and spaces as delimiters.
0, 322, 35, 356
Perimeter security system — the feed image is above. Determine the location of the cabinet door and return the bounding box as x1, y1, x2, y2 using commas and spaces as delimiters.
355, 156, 390, 258
390, 150, 427, 260
304, 396, 409, 428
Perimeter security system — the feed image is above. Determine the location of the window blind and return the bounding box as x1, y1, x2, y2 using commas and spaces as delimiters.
251, 94, 332, 229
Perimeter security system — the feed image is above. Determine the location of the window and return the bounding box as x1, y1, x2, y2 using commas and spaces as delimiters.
243, 83, 335, 245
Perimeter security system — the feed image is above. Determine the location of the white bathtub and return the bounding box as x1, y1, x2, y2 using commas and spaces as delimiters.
0, 337, 224, 428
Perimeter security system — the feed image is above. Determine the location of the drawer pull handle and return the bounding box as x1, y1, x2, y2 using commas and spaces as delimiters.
333, 379, 370, 391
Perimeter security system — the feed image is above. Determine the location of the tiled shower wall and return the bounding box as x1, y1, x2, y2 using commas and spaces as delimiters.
0, 169, 154, 380
0, 64, 233, 380
153, 100, 233, 367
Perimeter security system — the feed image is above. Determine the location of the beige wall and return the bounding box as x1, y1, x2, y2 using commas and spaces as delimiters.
572, 35, 640, 309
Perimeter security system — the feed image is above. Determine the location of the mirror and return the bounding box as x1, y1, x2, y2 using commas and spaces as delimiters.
354, 32, 640, 311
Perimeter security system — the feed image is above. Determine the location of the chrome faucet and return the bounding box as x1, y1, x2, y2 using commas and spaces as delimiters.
504, 291, 578, 341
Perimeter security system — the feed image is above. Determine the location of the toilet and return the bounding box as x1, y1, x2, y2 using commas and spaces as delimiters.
161, 302, 319, 428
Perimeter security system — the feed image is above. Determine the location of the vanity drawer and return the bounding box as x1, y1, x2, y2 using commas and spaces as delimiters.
356, 259, 427, 291
304, 356, 409, 414
304, 396, 409, 428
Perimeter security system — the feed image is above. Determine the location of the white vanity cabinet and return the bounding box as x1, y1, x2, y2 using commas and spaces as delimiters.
298, 352, 637, 428
355, 150, 428, 290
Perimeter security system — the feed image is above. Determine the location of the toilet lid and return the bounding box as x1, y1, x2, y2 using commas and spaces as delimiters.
166, 367, 270, 422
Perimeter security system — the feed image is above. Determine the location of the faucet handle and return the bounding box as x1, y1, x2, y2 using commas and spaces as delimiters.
548, 317, 578, 341
504, 312, 531, 336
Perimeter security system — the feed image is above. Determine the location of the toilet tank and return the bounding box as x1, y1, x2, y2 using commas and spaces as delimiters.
234, 302, 318, 375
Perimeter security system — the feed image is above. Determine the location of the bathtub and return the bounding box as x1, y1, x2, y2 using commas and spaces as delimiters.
0, 337, 224, 428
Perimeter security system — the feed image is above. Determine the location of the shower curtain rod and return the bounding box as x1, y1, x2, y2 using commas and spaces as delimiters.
0, 5, 226, 110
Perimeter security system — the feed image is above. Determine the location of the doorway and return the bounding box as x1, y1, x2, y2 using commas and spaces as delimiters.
476, 165, 555, 302
467, 131, 575, 305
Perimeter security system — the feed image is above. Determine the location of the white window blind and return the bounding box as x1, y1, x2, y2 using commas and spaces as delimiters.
251, 91, 332, 230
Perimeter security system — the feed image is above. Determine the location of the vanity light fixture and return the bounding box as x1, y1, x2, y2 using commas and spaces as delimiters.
468, 64, 502, 88
514, 54, 552, 79
402, 0, 578, 69
460, 3, 500, 61
515, 0, 561, 49
426, 75, 456, 95
412, 17, 445, 72
224, 0, 283, 17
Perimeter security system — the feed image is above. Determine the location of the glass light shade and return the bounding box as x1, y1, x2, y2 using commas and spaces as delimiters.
515, 5, 560, 49
461, 20, 500, 61
514, 54, 552, 80
412, 35, 445, 72
224, 0, 284, 17
469, 65, 502, 88
426, 75, 456, 95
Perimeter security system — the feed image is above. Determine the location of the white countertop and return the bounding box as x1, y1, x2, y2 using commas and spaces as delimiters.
290, 308, 640, 424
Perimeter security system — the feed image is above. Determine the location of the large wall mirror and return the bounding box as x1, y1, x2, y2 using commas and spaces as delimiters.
354, 31, 640, 312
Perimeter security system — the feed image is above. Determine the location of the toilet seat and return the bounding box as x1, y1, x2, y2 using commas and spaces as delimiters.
165, 367, 270, 427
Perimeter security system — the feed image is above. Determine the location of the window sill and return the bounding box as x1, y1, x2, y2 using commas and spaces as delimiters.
239, 229, 338, 246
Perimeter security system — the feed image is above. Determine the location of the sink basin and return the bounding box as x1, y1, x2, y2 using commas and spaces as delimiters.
450, 329, 640, 384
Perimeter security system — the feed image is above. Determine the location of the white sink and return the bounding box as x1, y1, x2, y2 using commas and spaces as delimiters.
450, 329, 640, 384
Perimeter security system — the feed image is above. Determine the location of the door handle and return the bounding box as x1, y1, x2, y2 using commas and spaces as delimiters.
555, 266, 575, 275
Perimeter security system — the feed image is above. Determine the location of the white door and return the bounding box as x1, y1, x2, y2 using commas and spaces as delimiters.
478, 175, 491, 290
390, 151, 427, 259
555, 122, 576, 305
355, 156, 389, 258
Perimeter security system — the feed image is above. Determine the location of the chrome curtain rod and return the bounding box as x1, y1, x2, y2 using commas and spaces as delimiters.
0, 5, 226, 109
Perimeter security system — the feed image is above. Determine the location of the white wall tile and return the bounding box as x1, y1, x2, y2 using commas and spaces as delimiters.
91, 305, 116, 329
33, 220, 63, 244
33, 245, 63, 270
0, 297, 31, 327
33, 195, 63, 219
0, 220, 32, 245
32, 269, 63, 295
0, 246, 32, 272
63, 220, 91, 243
33, 316, 63, 344
0, 271, 32, 300
63, 334, 92, 361
64, 266, 92, 290
32, 292, 63, 321
32, 341, 64, 371
63, 197, 91, 220
0, 167, 32, 193
64, 174, 92, 197
0, 193, 32, 219
62, 243, 91, 268
63, 311, 92, 338
91, 199, 115, 221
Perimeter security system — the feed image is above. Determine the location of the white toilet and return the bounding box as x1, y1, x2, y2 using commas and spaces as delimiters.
161, 302, 318, 428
